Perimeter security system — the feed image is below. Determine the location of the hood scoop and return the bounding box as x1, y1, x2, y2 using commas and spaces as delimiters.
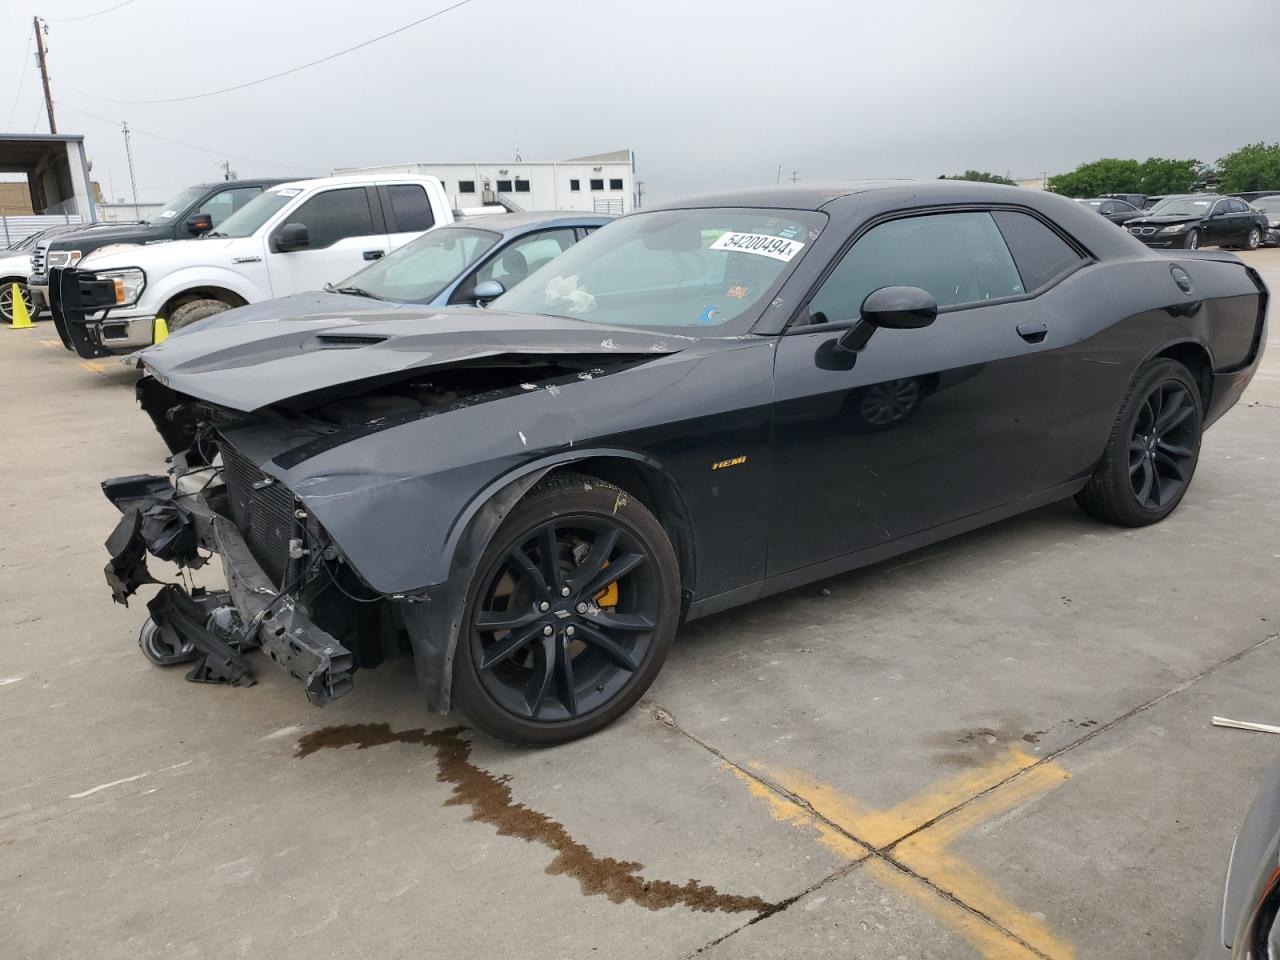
315, 334, 390, 348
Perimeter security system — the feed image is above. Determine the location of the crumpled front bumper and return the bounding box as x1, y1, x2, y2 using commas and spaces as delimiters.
102, 474, 354, 704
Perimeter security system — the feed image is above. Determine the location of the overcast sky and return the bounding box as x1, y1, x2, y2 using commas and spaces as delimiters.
3, 0, 1279, 205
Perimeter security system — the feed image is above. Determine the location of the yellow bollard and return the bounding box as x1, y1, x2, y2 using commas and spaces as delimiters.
153, 317, 169, 344
8, 283, 33, 329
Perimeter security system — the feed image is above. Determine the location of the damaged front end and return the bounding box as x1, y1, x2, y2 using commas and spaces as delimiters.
102, 467, 358, 704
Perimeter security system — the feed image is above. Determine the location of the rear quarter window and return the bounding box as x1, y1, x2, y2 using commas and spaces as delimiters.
992, 211, 1086, 292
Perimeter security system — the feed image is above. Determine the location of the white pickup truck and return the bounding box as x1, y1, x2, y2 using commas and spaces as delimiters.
52, 173, 463, 357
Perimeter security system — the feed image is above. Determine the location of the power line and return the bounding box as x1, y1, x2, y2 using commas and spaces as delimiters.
54, 98, 316, 172
5, 32, 34, 129
60, 0, 475, 105
45, 0, 140, 23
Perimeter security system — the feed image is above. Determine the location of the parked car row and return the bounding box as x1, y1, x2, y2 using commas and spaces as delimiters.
1077, 193, 1270, 250
42, 173, 608, 358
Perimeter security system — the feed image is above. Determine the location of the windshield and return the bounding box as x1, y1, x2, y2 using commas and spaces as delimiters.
493, 208, 826, 335
1077, 200, 1104, 209
335, 226, 501, 303
211, 186, 302, 238
1148, 197, 1214, 217
1251, 196, 1280, 216
151, 185, 206, 224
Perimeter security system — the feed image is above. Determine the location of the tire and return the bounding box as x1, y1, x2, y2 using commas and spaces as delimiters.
0, 280, 34, 324
168, 298, 231, 332
451, 473, 680, 745
1182, 229, 1200, 250
1245, 227, 1262, 251
1075, 358, 1203, 527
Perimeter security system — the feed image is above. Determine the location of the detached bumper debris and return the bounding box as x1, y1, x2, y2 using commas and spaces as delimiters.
102, 472, 355, 706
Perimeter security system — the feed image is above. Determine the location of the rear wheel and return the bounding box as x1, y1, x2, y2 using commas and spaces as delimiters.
0, 281, 34, 324
168, 298, 231, 331
1245, 227, 1262, 250
1075, 359, 1203, 526
451, 474, 680, 745
1183, 229, 1201, 250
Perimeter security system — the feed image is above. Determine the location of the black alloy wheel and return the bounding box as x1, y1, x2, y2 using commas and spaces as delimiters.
452, 475, 679, 745
1127, 380, 1198, 511
1076, 358, 1203, 526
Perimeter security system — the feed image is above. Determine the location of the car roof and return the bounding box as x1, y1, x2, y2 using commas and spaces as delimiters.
647, 180, 915, 212
455, 211, 613, 234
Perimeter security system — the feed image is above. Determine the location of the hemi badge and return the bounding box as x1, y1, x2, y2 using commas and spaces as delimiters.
711, 455, 747, 471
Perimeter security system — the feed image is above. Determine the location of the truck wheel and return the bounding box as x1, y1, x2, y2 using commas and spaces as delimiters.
0, 281, 34, 323
1182, 229, 1200, 250
451, 473, 680, 746
168, 298, 230, 331
1075, 358, 1203, 527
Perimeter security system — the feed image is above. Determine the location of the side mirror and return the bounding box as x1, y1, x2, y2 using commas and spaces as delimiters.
472, 278, 505, 304
837, 286, 937, 353
186, 214, 212, 235
274, 223, 310, 252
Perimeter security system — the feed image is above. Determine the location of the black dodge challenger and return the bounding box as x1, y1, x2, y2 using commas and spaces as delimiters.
103, 181, 1269, 744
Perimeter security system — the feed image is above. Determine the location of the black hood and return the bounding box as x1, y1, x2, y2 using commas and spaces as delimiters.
138, 292, 694, 412
1124, 215, 1200, 227
45, 222, 160, 249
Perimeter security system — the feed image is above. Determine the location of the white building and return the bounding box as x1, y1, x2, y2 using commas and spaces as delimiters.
337, 149, 638, 215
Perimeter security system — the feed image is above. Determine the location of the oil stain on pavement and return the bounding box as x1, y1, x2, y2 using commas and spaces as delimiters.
295, 723, 774, 915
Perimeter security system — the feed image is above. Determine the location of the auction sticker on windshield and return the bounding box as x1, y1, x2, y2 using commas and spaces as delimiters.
709, 231, 805, 262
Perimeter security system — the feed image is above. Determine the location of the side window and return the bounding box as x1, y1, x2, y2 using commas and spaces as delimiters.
473, 228, 577, 290
386, 184, 435, 233
808, 211, 1024, 322
200, 186, 262, 228
1228, 199, 1249, 214
284, 187, 375, 249
1210, 200, 1228, 217
991, 211, 1086, 291
1098, 202, 1117, 214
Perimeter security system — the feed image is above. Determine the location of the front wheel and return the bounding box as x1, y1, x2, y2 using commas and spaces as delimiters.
168, 298, 231, 332
1075, 359, 1203, 526
1183, 228, 1201, 250
451, 474, 681, 745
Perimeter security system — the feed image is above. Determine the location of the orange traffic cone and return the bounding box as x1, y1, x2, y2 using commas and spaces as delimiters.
7, 283, 34, 329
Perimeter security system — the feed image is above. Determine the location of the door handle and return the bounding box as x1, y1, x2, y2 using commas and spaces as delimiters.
1016, 321, 1048, 344
363, 250, 384, 261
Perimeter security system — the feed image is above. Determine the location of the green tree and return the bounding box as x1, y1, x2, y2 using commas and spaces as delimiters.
1047, 158, 1143, 197
1136, 157, 1202, 195
943, 170, 1016, 185
1216, 142, 1280, 193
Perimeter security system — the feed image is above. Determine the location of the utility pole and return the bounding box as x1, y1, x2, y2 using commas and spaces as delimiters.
122, 122, 140, 220
33, 17, 57, 134
788, 170, 800, 184
221, 160, 237, 182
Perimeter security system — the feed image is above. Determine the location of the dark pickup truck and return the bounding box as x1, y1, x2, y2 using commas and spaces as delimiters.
27, 178, 291, 311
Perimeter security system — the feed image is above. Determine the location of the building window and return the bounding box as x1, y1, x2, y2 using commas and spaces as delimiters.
458, 180, 475, 194
609, 178, 623, 190
569, 179, 580, 191
514, 179, 530, 193
496, 179, 513, 192
589, 178, 604, 190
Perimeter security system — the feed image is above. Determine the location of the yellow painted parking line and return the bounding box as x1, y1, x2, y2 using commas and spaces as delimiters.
730, 749, 1074, 959
724, 764, 870, 862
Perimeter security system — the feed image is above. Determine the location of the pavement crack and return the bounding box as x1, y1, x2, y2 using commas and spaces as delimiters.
649, 703, 1062, 959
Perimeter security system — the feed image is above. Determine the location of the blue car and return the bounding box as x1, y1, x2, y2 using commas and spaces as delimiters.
326, 210, 612, 307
